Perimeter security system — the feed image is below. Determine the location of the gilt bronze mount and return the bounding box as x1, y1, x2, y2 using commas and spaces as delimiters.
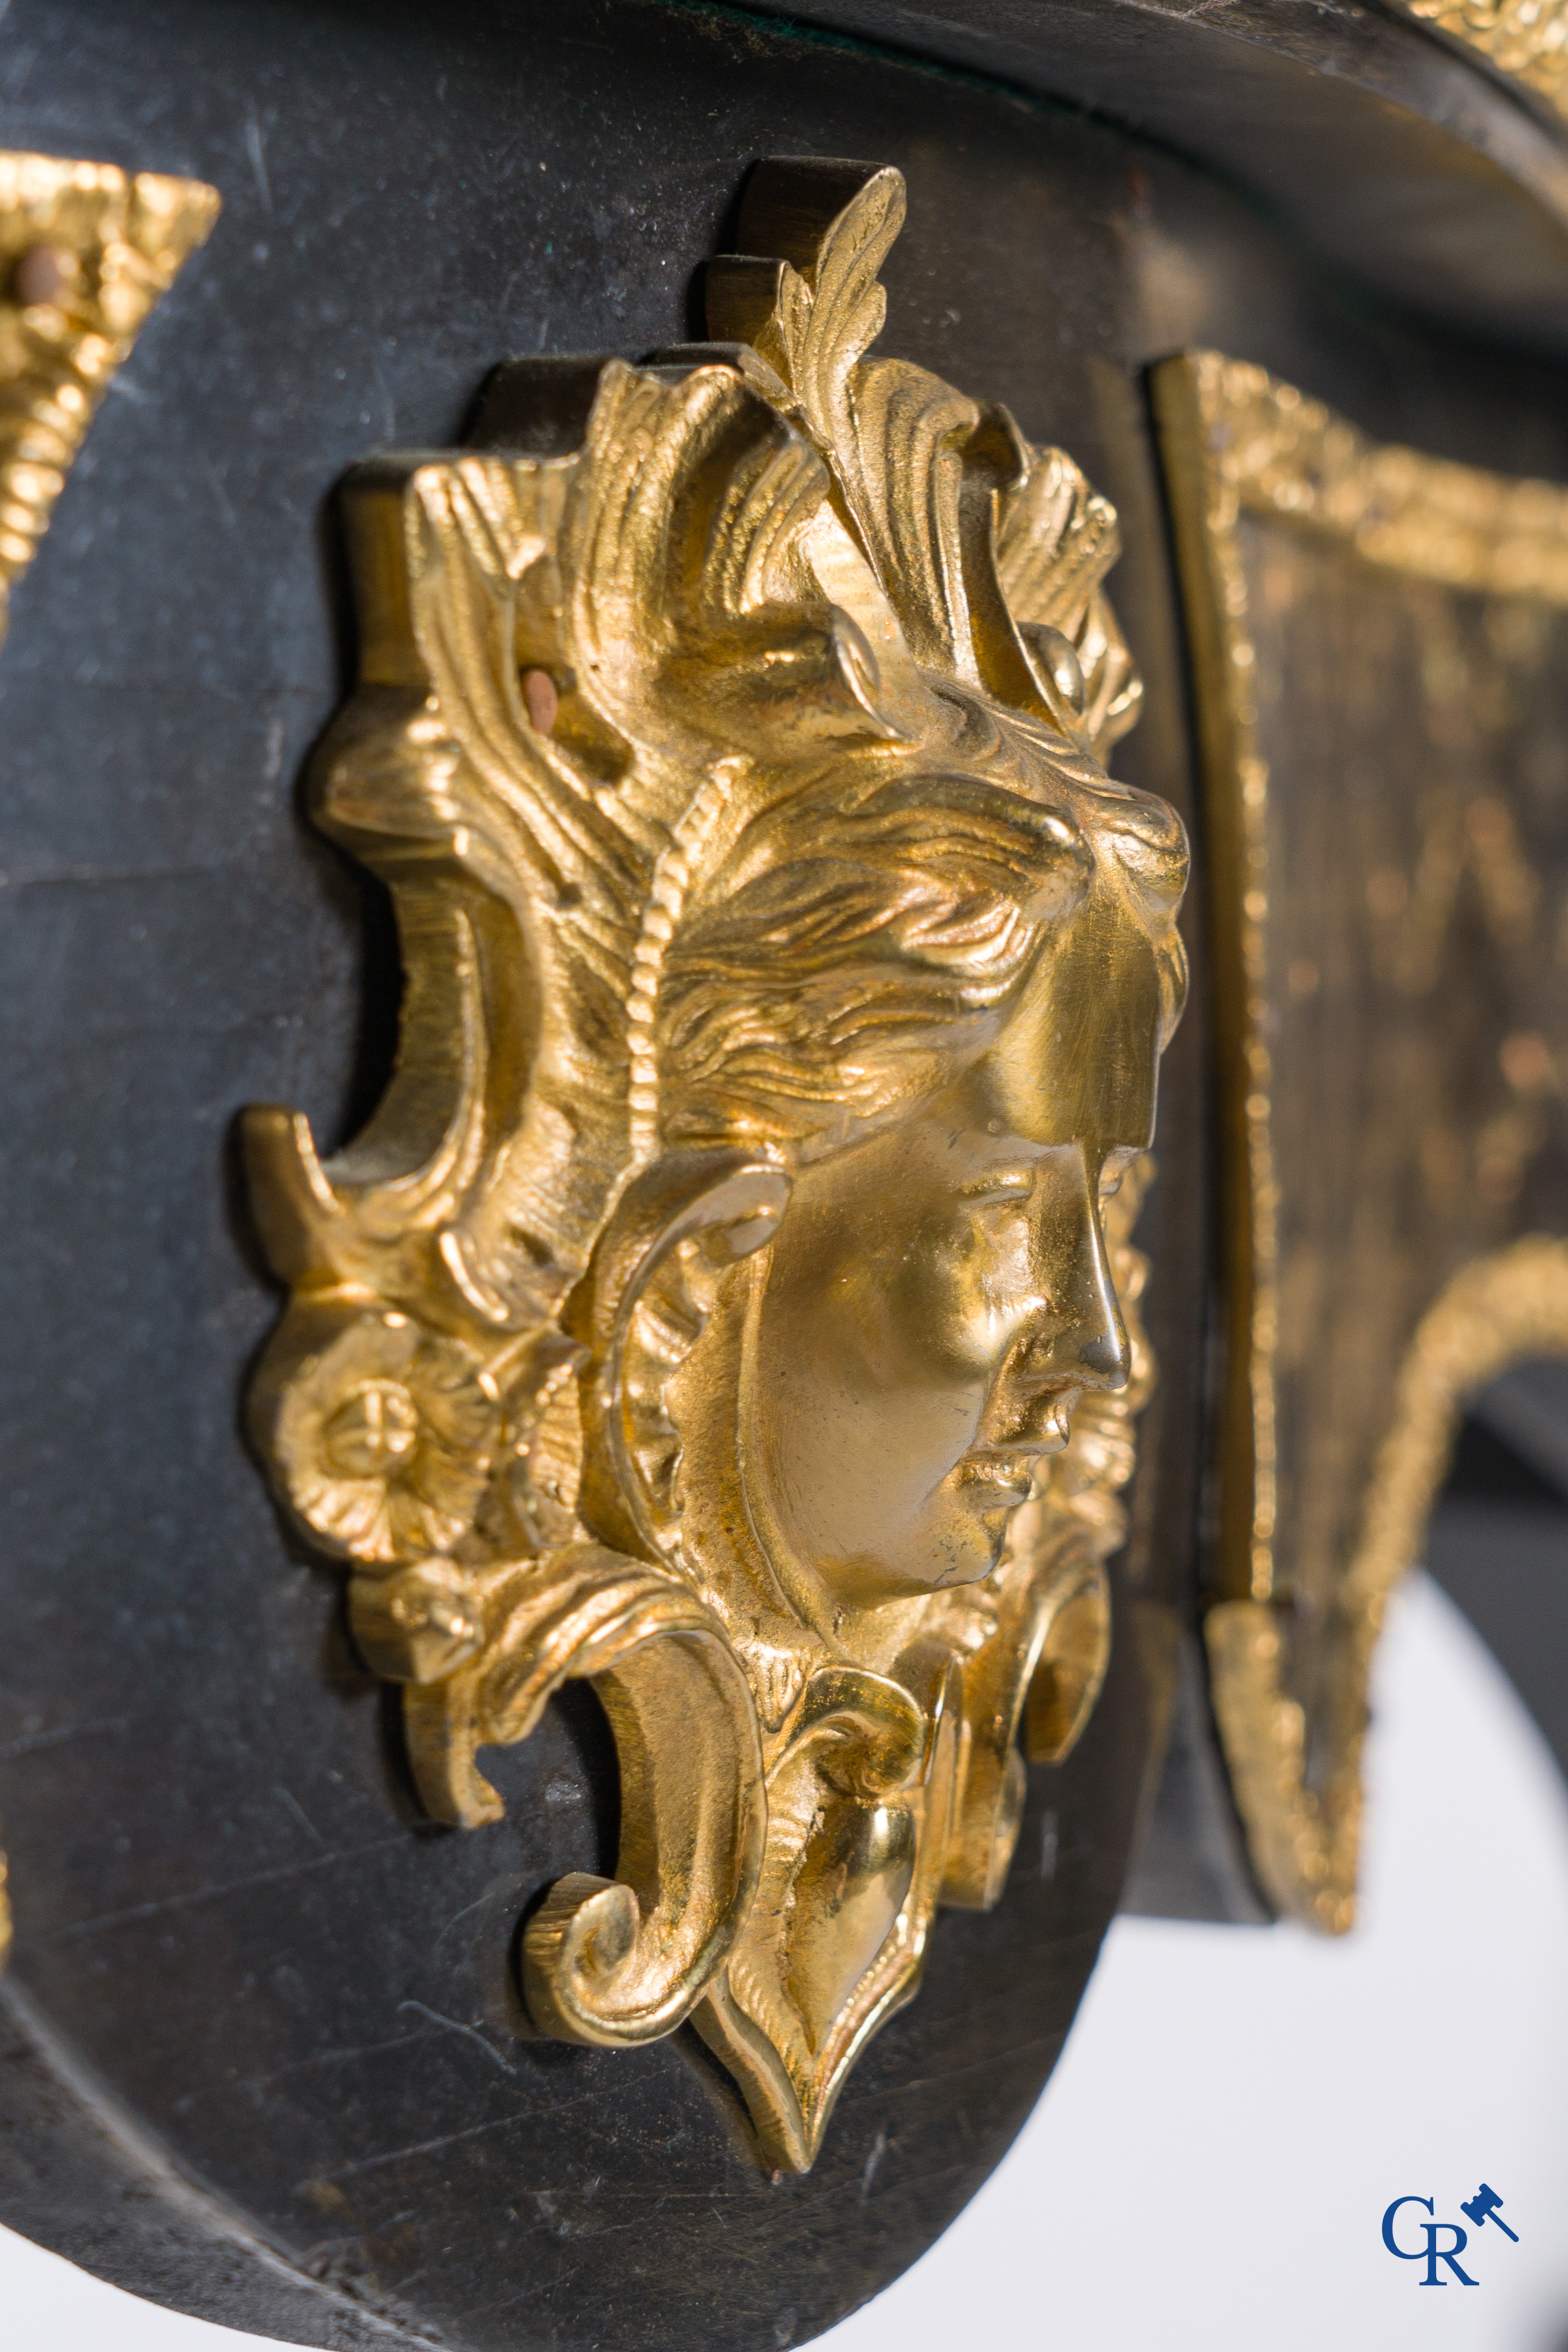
243, 157, 1186, 2172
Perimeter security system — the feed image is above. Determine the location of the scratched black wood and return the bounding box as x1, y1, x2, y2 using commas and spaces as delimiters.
4, 2, 1568, 2347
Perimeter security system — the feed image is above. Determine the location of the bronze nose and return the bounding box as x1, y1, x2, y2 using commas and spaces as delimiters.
1077, 1317, 1131, 1388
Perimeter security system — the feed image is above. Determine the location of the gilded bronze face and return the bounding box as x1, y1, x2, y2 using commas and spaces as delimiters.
750, 907, 1163, 1617
245, 156, 1188, 2172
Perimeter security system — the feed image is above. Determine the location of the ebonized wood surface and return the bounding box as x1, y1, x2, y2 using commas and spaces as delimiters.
2, 3, 1566, 2343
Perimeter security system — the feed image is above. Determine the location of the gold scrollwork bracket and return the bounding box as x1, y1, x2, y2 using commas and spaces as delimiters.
401, 1542, 767, 2048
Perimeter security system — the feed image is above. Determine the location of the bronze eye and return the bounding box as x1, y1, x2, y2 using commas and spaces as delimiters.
960, 1173, 1035, 1208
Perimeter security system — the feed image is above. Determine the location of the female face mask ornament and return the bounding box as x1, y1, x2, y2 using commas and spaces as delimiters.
245, 156, 1189, 2175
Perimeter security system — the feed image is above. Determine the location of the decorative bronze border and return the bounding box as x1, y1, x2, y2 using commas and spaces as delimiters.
1153, 350, 1568, 1929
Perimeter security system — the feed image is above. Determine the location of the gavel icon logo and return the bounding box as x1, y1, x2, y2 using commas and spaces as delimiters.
1459, 2184, 1519, 2243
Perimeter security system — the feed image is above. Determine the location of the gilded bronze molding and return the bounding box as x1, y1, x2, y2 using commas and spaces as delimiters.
1402, 0, 1568, 115
245, 157, 1187, 2171
0, 151, 219, 649
0, 148, 217, 1971
1154, 350, 1568, 1932
1208, 1234, 1568, 1925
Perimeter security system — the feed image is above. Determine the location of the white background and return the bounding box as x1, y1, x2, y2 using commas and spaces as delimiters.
4, 1570, 1566, 2352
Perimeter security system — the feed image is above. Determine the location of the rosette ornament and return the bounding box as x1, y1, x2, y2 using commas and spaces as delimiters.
264, 1309, 499, 1563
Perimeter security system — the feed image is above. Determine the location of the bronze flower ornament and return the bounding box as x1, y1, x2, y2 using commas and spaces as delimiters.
245, 157, 1188, 2173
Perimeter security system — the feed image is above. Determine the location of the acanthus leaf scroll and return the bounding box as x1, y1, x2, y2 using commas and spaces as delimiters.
246, 157, 1188, 2173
